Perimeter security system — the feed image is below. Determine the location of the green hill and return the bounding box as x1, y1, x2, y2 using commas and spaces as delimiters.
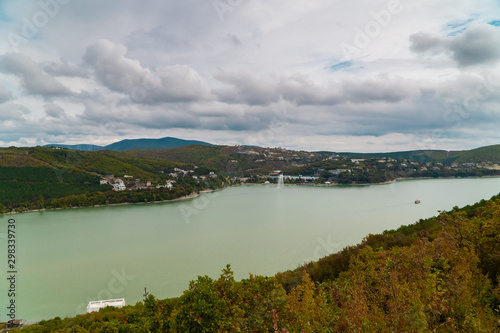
336, 145, 500, 164
45, 137, 213, 151
454, 144, 500, 163
0, 147, 213, 213
105, 137, 212, 151
337, 149, 461, 163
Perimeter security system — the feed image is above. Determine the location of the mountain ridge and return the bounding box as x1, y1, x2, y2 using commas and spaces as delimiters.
44, 136, 213, 151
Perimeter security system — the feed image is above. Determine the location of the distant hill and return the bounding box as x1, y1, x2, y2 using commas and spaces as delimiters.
336, 145, 500, 163
453, 144, 500, 163
45, 137, 213, 151
336, 150, 457, 163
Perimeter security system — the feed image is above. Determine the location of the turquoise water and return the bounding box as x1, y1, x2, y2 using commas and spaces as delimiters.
1, 177, 500, 322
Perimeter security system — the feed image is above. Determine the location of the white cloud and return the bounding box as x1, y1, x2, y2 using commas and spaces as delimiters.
83, 40, 211, 104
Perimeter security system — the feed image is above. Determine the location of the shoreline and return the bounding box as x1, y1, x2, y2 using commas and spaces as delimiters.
1, 188, 221, 216
2, 175, 500, 216
242, 174, 500, 187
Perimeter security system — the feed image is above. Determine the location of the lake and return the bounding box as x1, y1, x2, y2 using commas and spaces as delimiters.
1, 177, 500, 322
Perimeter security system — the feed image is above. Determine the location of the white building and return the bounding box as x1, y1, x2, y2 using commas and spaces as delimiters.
113, 179, 126, 191
86, 298, 126, 313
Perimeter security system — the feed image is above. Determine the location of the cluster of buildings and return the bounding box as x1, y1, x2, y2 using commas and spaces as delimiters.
98, 168, 219, 191
99, 175, 176, 191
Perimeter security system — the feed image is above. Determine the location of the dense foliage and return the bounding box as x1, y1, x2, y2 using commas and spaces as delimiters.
337, 144, 500, 164
0, 147, 225, 213
18, 194, 500, 332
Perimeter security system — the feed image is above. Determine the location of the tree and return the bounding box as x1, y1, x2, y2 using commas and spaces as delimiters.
38, 195, 45, 209
175, 275, 227, 332
281, 272, 335, 332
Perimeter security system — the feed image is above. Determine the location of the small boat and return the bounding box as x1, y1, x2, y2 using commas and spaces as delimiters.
415, 200, 421, 204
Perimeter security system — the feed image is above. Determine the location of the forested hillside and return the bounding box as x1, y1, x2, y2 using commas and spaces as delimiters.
17, 193, 500, 332
2, 143, 500, 213
338, 144, 500, 164
0, 147, 223, 213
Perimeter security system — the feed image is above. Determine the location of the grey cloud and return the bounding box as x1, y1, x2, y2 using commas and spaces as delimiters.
79, 93, 201, 131
0, 53, 71, 97
44, 103, 66, 118
409, 32, 447, 53
77, 87, 281, 134
277, 74, 342, 106
410, 24, 500, 67
0, 85, 13, 103
342, 76, 420, 104
214, 71, 344, 106
43, 60, 89, 77
132, 111, 201, 130
214, 71, 279, 105
83, 40, 211, 104
126, 25, 192, 52
0, 103, 30, 121
214, 71, 418, 106
227, 34, 242, 46
450, 24, 500, 66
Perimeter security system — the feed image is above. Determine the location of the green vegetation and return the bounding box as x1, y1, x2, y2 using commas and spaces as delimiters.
455, 144, 500, 163
2, 143, 500, 212
336, 144, 500, 164
0, 147, 225, 213
17, 194, 500, 332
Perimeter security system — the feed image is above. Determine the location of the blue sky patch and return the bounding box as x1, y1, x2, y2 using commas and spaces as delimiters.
0, 2, 11, 22
329, 61, 353, 72
445, 18, 474, 36
489, 20, 500, 26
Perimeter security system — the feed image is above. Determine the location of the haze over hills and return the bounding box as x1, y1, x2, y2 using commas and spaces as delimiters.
45, 137, 213, 151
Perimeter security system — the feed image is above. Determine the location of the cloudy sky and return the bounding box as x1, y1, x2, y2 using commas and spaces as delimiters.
0, 0, 499, 152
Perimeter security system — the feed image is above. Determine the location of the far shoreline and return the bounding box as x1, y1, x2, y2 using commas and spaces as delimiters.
0, 188, 225, 216
2, 175, 500, 217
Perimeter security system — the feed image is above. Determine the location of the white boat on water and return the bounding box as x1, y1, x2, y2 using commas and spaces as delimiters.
86, 298, 126, 313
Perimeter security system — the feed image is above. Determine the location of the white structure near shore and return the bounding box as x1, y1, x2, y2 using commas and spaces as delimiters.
113, 179, 126, 191
86, 298, 126, 313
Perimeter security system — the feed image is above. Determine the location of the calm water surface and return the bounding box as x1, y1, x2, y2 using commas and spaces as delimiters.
1, 177, 500, 322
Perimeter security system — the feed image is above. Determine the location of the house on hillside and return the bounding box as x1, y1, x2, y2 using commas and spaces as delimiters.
113, 179, 126, 191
